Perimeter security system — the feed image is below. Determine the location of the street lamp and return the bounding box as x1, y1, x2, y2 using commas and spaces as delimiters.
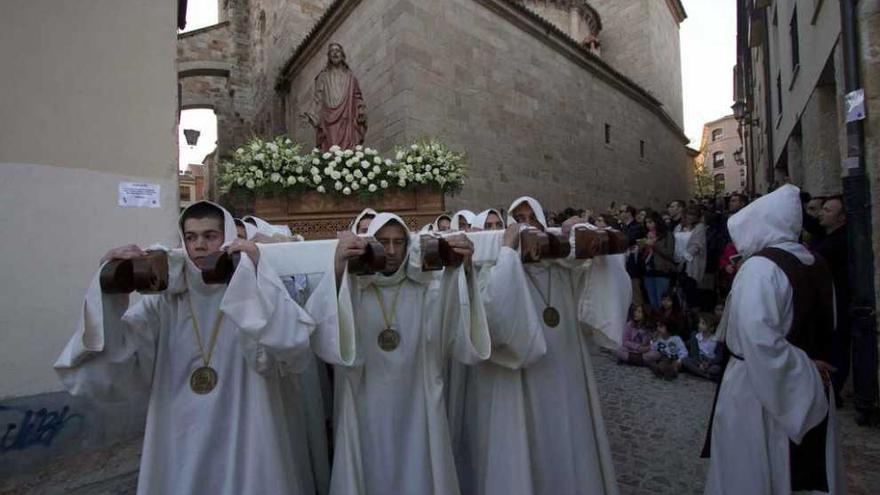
183, 128, 201, 147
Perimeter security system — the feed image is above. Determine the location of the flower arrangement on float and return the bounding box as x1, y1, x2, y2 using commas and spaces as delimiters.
218, 137, 467, 198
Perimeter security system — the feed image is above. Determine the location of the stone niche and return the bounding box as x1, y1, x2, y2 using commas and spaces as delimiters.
521, 0, 602, 55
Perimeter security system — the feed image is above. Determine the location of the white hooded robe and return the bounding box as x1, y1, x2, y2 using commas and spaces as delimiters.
54, 201, 323, 495
325, 213, 491, 495
704, 184, 845, 495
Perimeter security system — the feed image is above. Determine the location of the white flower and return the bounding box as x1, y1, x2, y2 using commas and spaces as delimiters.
324, 167, 332, 175
312, 175, 322, 184
334, 150, 343, 157
343, 187, 352, 195
295, 166, 303, 173
360, 177, 368, 185
335, 181, 343, 190
255, 153, 265, 162
345, 174, 354, 183
250, 142, 261, 151
322, 152, 331, 160
406, 156, 414, 164
287, 176, 296, 185
354, 169, 363, 179
416, 157, 423, 163
329, 145, 341, 153
312, 158, 320, 165
317, 185, 326, 193
285, 138, 292, 145
236, 147, 244, 154
398, 179, 407, 187
245, 179, 255, 189
355, 151, 364, 159
355, 145, 363, 151
310, 166, 319, 175
360, 160, 370, 169
368, 184, 378, 192
425, 165, 432, 171
311, 148, 319, 154
396, 151, 405, 160
380, 180, 389, 188
372, 165, 381, 174
410, 144, 418, 150
433, 168, 441, 175
266, 143, 278, 152
351, 183, 360, 191
367, 172, 375, 180
372, 156, 382, 165
298, 176, 307, 183
385, 159, 393, 166
344, 150, 353, 157
270, 173, 281, 183
331, 171, 342, 180
254, 170, 264, 178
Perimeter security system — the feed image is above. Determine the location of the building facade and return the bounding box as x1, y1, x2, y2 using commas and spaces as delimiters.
734, 0, 879, 419
178, 0, 692, 213
0, 0, 184, 486
697, 115, 745, 196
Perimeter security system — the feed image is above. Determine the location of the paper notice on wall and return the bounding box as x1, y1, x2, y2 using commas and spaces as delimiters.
118, 182, 161, 208
844, 89, 866, 123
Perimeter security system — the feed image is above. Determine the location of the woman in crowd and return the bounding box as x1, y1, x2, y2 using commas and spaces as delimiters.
673, 205, 707, 311
640, 212, 677, 310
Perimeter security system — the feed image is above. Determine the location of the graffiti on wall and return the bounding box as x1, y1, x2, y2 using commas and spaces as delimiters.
0, 405, 84, 453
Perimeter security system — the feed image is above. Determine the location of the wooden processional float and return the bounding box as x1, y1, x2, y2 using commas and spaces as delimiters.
99, 225, 628, 294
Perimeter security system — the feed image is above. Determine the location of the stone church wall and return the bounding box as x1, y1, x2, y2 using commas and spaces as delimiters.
588, 0, 684, 127
282, 0, 690, 212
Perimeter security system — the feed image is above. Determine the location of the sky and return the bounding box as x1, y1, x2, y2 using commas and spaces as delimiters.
178, 0, 736, 169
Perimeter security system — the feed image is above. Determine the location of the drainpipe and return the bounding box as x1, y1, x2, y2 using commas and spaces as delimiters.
760, 7, 775, 193
838, 0, 879, 425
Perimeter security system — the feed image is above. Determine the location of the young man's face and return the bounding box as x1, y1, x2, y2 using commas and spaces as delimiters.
729, 195, 745, 213
375, 222, 408, 274
484, 212, 504, 230
357, 215, 374, 234
819, 199, 846, 231
184, 217, 225, 269
236, 225, 247, 240
511, 203, 543, 229
668, 202, 682, 218
437, 218, 451, 232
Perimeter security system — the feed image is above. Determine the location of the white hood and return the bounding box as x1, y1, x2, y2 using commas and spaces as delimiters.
728, 184, 802, 258
472, 208, 505, 230
242, 215, 290, 237
350, 208, 377, 234
507, 196, 548, 229
366, 212, 411, 238
433, 214, 452, 231
451, 210, 476, 231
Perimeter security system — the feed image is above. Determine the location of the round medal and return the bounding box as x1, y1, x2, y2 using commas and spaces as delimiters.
378, 327, 401, 351
543, 306, 561, 328
190, 366, 218, 394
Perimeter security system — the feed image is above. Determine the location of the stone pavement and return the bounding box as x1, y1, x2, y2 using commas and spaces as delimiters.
5, 345, 880, 494
590, 344, 880, 495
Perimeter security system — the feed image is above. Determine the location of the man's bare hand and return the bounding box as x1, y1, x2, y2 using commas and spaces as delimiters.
814, 360, 836, 387
561, 216, 587, 235
445, 234, 474, 262
226, 239, 260, 265
101, 244, 146, 264
503, 223, 520, 249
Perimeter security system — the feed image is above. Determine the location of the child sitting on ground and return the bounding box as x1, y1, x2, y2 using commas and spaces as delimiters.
656, 292, 688, 339
682, 313, 723, 382
643, 318, 688, 380
616, 304, 652, 366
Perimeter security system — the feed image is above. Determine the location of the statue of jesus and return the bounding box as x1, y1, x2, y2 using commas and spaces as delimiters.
301, 43, 367, 151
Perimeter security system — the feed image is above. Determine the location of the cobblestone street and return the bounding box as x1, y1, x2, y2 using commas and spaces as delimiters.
591, 343, 880, 495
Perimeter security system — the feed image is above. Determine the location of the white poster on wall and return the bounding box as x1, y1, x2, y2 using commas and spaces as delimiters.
118, 182, 161, 208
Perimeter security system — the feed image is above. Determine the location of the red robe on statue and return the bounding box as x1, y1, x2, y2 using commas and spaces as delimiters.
308, 67, 367, 151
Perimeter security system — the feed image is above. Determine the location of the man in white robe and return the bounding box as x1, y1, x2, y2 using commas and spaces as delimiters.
451, 210, 477, 231
54, 201, 344, 495
474, 196, 619, 495
325, 213, 491, 494
704, 185, 845, 494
